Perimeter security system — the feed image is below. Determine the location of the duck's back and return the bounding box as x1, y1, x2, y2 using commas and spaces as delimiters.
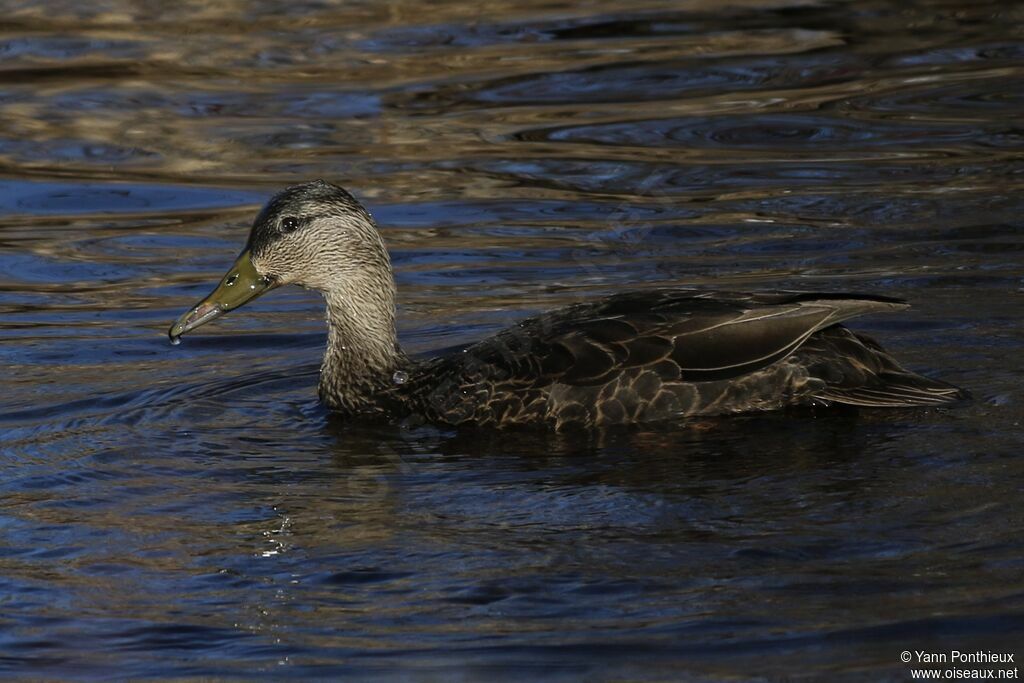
400, 289, 965, 428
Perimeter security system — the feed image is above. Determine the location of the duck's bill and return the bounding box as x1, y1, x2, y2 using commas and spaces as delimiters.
168, 249, 278, 342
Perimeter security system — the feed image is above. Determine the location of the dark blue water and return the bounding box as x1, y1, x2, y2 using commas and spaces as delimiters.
1, 1, 1022, 679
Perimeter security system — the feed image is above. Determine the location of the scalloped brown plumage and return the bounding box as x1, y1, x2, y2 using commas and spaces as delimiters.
396, 289, 967, 429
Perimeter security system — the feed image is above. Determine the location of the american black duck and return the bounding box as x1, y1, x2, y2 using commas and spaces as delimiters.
169, 180, 966, 429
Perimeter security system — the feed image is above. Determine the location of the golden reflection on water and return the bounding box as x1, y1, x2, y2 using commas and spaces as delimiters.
3, 0, 1016, 199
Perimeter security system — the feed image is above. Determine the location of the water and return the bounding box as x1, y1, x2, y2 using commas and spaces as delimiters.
1, 0, 1022, 678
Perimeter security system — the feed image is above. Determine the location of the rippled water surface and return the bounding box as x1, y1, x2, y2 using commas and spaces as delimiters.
1, 0, 1023, 679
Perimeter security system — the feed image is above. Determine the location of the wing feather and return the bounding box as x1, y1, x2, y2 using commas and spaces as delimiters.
483, 290, 908, 387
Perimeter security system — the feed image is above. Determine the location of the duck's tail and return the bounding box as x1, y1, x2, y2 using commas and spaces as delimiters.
800, 326, 969, 408
814, 373, 968, 407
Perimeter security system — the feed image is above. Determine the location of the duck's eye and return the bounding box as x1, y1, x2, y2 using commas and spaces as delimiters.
281, 216, 300, 233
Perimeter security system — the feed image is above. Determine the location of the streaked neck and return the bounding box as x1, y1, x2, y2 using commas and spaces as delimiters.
318, 285, 406, 413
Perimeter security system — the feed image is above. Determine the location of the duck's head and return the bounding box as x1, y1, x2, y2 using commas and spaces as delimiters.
169, 180, 393, 342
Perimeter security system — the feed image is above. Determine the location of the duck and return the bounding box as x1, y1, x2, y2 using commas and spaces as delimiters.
169, 180, 967, 429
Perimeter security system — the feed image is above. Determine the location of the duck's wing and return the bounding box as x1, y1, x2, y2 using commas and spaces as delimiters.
505, 289, 910, 386
410, 290, 909, 424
